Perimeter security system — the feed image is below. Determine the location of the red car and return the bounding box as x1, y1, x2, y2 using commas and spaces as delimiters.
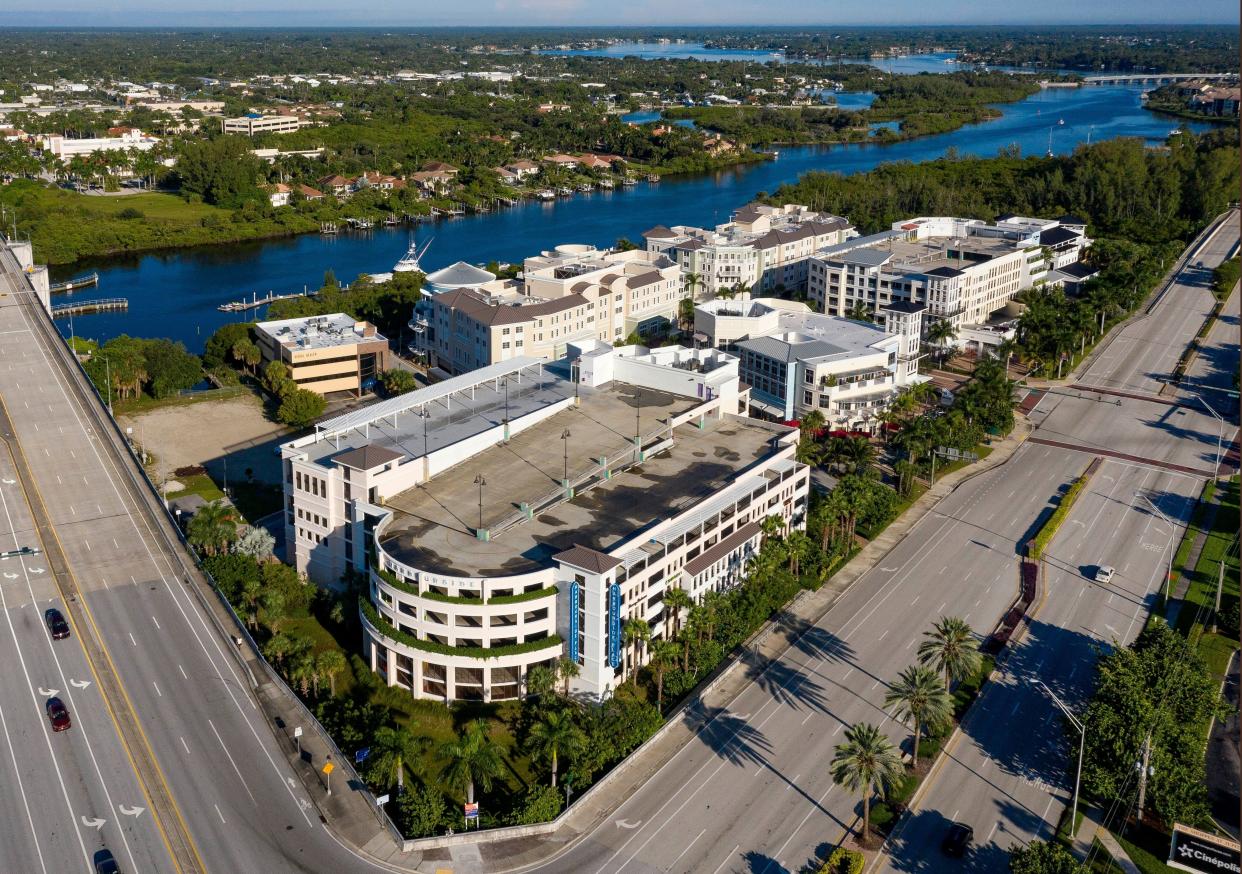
44, 608, 70, 640
46, 696, 71, 732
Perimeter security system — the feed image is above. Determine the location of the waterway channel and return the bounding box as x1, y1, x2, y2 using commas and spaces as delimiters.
57, 84, 1210, 352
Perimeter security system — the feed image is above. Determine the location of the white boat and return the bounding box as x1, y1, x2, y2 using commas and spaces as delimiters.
394, 238, 433, 273
599, 178, 614, 189
537, 189, 556, 200
621, 177, 638, 186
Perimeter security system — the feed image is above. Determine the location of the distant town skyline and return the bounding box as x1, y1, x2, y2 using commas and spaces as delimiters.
0, 0, 1237, 27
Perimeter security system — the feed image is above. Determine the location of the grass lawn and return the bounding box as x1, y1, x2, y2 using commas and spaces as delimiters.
164, 472, 225, 503
1176, 478, 1238, 641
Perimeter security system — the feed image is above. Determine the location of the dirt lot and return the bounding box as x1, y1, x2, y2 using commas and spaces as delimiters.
120, 393, 292, 486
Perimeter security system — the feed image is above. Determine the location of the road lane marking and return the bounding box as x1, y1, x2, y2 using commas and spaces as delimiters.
180, 737, 190, 756
152, 616, 160, 630
153, 681, 161, 697
801, 712, 814, 725
178, 664, 187, 680
128, 632, 136, 646
987, 822, 998, 841
214, 804, 227, 825
665, 827, 706, 872
709, 845, 740, 874
207, 718, 259, 806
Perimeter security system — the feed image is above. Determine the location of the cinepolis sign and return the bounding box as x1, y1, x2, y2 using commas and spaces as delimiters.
1168, 824, 1241, 874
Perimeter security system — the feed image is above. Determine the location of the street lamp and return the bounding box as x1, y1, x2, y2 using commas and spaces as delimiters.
474, 474, 486, 533
1038, 680, 1085, 837
561, 429, 571, 487
1195, 395, 1226, 478
1135, 492, 1175, 602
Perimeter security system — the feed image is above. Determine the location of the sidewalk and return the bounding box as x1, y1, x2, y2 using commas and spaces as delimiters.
1166, 485, 1222, 628
351, 417, 1038, 874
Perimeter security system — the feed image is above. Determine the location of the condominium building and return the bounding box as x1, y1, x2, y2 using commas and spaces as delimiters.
279, 348, 808, 701
807, 215, 1090, 342
38, 128, 159, 159
695, 297, 925, 428
254, 313, 389, 397
643, 203, 855, 297
411, 245, 682, 375
221, 113, 303, 135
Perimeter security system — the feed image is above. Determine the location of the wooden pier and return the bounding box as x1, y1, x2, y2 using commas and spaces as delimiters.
218, 290, 312, 313
49, 272, 100, 294
51, 297, 127, 317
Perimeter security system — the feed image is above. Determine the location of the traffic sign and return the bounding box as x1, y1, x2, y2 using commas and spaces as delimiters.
464, 802, 479, 820
355, 746, 370, 764
375, 794, 390, 806
293, 726, 303, 738
321, 761, 335, 776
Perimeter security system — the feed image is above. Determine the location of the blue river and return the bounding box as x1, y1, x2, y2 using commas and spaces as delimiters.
56, 84, 1209, 352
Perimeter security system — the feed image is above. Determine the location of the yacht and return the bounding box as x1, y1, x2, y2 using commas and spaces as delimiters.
394, 238, 433, 273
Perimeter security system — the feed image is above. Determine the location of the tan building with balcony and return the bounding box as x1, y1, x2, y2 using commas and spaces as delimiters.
255, 313, 388, 397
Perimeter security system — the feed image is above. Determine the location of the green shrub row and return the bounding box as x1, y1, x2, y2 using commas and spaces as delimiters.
1030, 473, 1091, 560
375, 568, 556, 606
360, 596, 562, 660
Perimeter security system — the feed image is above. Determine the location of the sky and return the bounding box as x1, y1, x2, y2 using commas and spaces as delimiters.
0, 0, 1237, 27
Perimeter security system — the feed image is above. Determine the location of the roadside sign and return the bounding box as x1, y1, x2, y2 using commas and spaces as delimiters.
1168, 823, 1240, 874
321, 762, 335, 776
293, 726, 303, 738
464, 802, 479, 820
375, 794, 390, 806
355, 746, 370, 764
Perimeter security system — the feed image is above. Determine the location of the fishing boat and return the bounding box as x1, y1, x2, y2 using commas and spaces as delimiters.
578, 182, 593, 192
537, 189, 556, 201
599, 178, 614, 189
394, 238, 434, 274
621, 177, 638, 187
557, 187, 573, 196
646, 173, 660, 183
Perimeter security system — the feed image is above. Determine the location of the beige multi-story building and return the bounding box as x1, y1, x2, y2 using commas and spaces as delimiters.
411, 245, 682, 375
808, 215, 1090, 345
279, 345, 807, 702
255, 313, 388, 397
643, 203, 855, 297
221, 113, 303, 135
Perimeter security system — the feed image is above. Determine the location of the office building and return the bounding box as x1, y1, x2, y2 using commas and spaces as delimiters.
221, 113, 303, 135
254, 313, 389, 397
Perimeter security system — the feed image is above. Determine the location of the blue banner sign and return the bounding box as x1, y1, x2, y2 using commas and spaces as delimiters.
608, 583, 621, 668
569, 581, 580, 663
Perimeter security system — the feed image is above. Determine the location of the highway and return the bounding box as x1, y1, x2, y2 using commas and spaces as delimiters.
873, 211, 1239, 872
0, 245, 397, 874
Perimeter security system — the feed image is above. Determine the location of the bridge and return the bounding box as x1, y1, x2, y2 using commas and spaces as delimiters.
50, 297, 128, 317
1077, 72, 1234, 87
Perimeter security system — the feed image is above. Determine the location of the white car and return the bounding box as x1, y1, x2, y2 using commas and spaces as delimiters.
1095, 565, 1115, 584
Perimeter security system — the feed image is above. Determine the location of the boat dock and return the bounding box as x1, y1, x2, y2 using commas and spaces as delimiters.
218, 290, 312, 313
51, 297, 128, 317
49, 272, 100, 294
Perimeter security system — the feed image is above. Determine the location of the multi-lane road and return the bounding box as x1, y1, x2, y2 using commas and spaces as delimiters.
512, 213, 1237, 874
0, 244, 399, 874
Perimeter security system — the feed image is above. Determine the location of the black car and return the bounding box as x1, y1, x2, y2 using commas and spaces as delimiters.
93, 849, 120, 874
46, 696, 71, 732
942, 822, 974, 858
44, 608, 70, 640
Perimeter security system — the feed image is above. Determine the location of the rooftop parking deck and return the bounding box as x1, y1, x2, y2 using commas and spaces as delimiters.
379, 388, 788, 578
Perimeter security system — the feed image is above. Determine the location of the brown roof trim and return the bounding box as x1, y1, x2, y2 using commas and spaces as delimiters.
683, 521, 762, 577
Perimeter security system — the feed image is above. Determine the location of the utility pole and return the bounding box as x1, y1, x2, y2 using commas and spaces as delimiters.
1135, 731, 1152, 824
1211, 558, 1225, 634
1040, 681, 1085, 838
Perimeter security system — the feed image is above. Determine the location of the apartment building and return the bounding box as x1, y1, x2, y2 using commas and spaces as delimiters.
695, 297, 925, 428
254, 313, 389, 397
221, 113, 303, 135
279, 347, 807, 701
39, 128, 159, 159
411, 246, 682, 374
643, 203, 855, 297
808, 215, 1090, 343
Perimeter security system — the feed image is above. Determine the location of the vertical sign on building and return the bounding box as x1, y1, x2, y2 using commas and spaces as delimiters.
568, 581, 580, 663
608, 583, 621, 669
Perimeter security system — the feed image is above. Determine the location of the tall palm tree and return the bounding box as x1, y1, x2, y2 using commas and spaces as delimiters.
316, 649, 348, 696
528, 709, 585, 788
622, 618, 650, 679
369, 725, 429, 795
884, 665, 953, 766
439, 720, 502, 807
556, 656, 579, 697
917, 616, 981, 689
926, 320, 958, 365
683, 271, 703, 302
760, 514, 785, 544
830, 722, 906, 845
187, 500, 236, 555
663, 586, 692, 643
993, 338, 1018, 380
649, 639, 679, 711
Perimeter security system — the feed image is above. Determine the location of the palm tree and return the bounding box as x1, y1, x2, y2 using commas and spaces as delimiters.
847, 300, 872, 322
439, 720, 503, 807
663, 586, 692, 643
843, 437, 876, 474
369, 725, 429, 795
683, 271, 704, 302
830, 722, 906, 846
760, 514, 785, 544
528, 709, 585, 788
187, 500, 237, 555
556, 656, 579, 697
993, 337, 1018, 380
925, 320, 958, 365
316, 649, 348, 696
884, 665, 953, 767
622, 618, 650, 679
917, 616, 981, 689
649, 639, 679, 711
525, 663, 556, 698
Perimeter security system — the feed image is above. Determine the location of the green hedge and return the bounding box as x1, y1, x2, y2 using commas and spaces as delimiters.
360, 597, 562, 660
375, 568, 556, 605
1030, 474, 1090, 560
816, 847, 865, 874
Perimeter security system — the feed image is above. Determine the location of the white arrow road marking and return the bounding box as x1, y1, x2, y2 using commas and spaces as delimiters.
0, 478, 14, 484
69, 679, 91, 690
880, 567, 899, 573
80, 816, 106, 829
3, 573, 16, 579
615, 819, 642, 829
37, 687, 58, 697
118, 805, 145, 818
27, 567, 44, 574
